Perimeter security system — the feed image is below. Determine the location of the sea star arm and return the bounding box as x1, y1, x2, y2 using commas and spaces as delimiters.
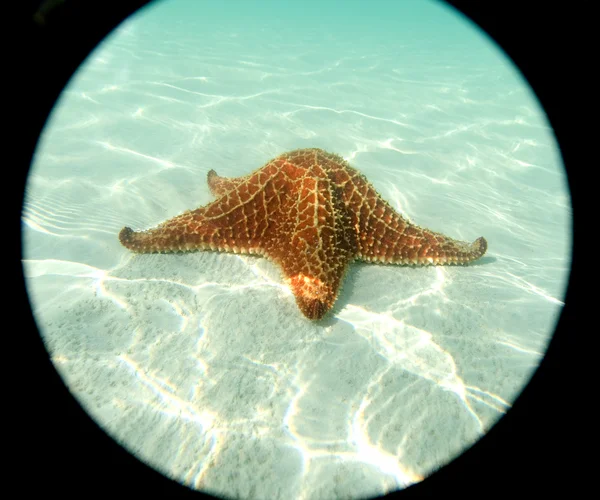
325, 156, 487, 266
207, 169, 247, 197
356, 217, 488, 266
267, 170, 356, 320
277, 248, 352, 320
352, 191, 487, 265
118, 171, 277, 255
353, 194, 487, 265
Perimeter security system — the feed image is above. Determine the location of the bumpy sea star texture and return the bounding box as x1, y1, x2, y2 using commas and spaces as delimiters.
119, 148, 487, 320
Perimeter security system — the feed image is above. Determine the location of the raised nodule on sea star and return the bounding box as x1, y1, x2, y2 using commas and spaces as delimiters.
119, 148, 487, 320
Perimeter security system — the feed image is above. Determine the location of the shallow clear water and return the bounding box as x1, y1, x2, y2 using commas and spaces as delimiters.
22, 0, 571, 498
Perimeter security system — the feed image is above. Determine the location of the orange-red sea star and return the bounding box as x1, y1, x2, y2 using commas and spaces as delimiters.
119, 148, 487, 320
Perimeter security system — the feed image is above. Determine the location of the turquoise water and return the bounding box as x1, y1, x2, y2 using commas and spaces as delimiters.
22, 0, 571, 498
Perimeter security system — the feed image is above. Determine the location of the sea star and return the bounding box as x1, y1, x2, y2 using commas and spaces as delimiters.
119, 148, 487, 320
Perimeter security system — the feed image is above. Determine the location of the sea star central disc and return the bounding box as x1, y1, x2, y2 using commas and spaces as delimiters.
119, 148, 487, 320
